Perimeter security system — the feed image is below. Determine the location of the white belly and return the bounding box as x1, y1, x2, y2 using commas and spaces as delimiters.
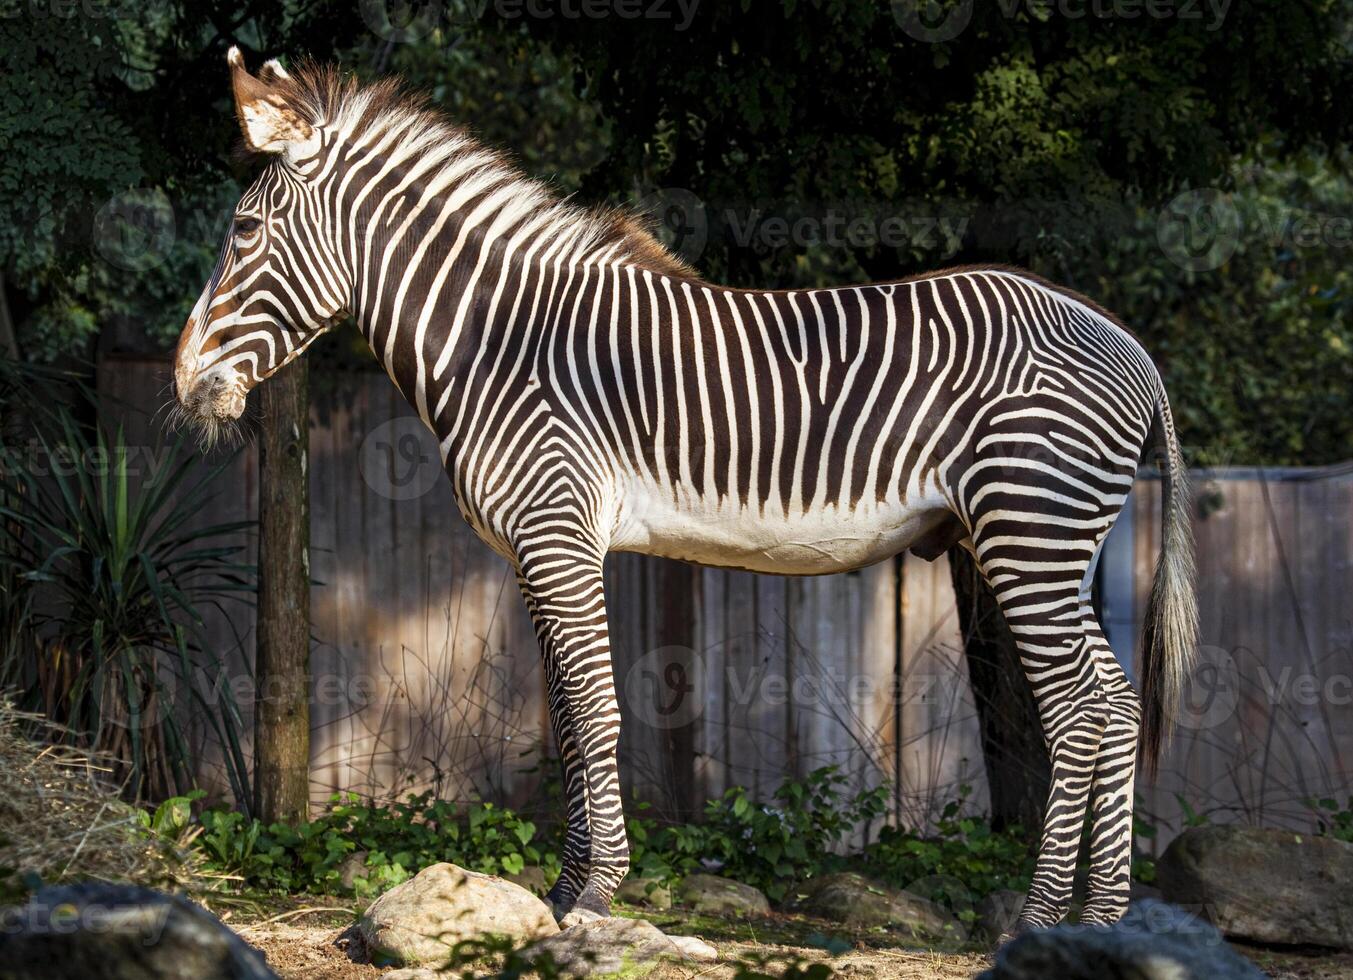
611, 480, 953, 575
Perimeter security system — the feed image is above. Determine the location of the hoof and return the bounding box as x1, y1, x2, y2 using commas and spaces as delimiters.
557, 882, 613, 928
544, 885, 578, 923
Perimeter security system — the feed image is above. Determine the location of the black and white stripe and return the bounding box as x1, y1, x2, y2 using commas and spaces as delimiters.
175, 52, 1197, 934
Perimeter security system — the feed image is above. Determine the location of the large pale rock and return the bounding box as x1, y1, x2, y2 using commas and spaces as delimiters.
1158, 825, 1353, 949
615, 876, 673, 909
0, 883, 277, 979
674, 873, 770, 916
359, 862, 558, 966
522, 917, 714, 977
787, 872, 957, 938
978, 900, 1264, 980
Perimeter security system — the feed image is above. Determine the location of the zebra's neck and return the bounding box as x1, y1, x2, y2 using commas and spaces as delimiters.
281, 77, 693, 459
345, 184, 627, 426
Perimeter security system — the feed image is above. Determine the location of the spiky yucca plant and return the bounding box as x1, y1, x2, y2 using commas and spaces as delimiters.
0, 401, 255, 807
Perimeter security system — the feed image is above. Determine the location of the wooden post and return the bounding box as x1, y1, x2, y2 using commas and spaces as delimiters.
947, 544, 1050, 838
255, 358, 311, 823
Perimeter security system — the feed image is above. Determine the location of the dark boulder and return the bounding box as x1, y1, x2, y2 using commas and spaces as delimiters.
977, 899, 1264, 980
1158, 825, 1353, 949
0, 883, 277, 980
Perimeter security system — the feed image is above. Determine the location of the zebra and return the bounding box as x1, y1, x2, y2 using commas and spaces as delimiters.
174, 49, 1197, 936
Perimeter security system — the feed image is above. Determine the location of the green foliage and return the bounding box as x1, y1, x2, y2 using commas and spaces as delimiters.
0, 386, 254, 803
508, 0, 1351, 284
629, 767, 888, 903
188, 791, 559, 898
855, 788, 1033, 916
1132, 795, 1160, 885
1308, 796, 1353, 842
0, 1, 369, 360
161, 766, 1039, 925
1076, 146, 1353, 466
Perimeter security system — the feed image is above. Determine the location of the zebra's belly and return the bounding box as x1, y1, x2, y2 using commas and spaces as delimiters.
611, 484, 954, 575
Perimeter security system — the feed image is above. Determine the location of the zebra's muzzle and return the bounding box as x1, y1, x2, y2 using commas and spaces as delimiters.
179, 370, 247, 423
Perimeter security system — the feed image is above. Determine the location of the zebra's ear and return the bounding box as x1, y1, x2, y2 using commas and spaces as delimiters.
258, 58, 291, 84
227, 46, 313, 156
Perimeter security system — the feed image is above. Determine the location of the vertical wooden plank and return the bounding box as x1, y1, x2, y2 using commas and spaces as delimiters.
695, 567, 730, 805
330, 376, 374, 797
897, 551, 982, 830
858, 559, 899, 824
307, 381, 340, 803
722, 571, 765, 794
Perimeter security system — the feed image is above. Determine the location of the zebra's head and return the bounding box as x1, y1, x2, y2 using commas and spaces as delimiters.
173, 48, 346, 442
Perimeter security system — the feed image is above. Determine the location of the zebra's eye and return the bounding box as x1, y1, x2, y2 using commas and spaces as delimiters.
235, 216, 263, 238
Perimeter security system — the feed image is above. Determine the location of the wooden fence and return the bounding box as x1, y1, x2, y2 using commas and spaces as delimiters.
101, 357, 1353, 847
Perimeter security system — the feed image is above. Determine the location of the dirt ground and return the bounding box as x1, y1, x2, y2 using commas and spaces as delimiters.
221, 894, 1353, 980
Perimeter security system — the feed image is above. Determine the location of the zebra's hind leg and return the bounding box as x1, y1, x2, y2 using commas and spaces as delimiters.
514, 538, 628, 923
964, 506, 1125, 932
1079, 626, 1141, 925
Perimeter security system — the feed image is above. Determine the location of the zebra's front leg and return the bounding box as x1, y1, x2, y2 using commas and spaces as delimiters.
515, 541, 628, 924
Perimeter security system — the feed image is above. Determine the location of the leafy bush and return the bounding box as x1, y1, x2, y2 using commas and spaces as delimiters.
187, 791, 558, 897
630, 767, 887, 904
1308, 796, 1353, 842
854, 788, 1033, 916
165, 768, 1043, 918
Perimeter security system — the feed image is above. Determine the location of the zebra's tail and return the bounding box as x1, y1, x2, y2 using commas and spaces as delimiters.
1138, 385, 1199, 773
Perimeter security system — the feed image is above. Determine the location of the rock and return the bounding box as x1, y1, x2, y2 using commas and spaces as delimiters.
359, 862, 558, 966
615, 876, 673, 909
976, 889, 1026, 941
337, 850, 370, 891
674, 874, 770, 916
1158, 825, 1353, 949
0, 883, 277, 979
1130, 880, 1163, 903
788, 872, 957, 938
667, 934, 718, 961
505, 864, 550, 898
522, 917, 710, 977
558, 906, 606, 930
978, 899, 1265, 979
